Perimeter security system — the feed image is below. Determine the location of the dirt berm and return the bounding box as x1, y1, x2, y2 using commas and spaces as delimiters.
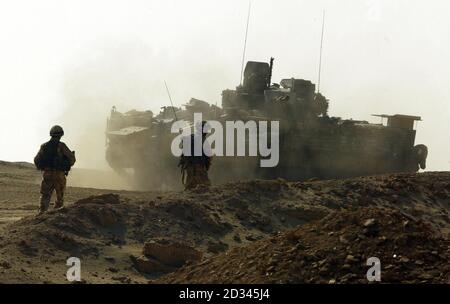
0, 172, 448, 283
158, 207, 449, 283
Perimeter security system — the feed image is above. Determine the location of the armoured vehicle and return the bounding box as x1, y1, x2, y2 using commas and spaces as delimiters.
105, 59, 428, 190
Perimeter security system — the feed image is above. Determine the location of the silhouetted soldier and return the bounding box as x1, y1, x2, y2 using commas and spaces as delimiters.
34, 125, 76, 214
178, 121, 212, 190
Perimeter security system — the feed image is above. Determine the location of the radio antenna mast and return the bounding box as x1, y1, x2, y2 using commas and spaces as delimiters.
317, 10, 326, 93
240, 1, 251, 86
164, 80, 178, 121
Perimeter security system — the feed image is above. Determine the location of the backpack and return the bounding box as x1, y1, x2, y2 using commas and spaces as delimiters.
35, 140, 72, 171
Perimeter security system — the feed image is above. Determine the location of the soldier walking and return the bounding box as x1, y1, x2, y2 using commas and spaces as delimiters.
178, 121, 212, 190
34, 125, 76, 214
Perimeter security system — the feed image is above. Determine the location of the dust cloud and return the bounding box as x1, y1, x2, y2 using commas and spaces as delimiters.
57, 40, 235, 190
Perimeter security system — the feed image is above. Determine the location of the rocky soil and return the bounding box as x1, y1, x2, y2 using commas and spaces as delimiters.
0, 161, 448, 283
158, 207, 449, 283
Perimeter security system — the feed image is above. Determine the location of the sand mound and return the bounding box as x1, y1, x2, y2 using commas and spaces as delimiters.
158, 207, 450, 284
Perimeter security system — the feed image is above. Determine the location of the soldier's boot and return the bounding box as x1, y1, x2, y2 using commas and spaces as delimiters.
39, 194, 51, 214
54, 201, 64, 209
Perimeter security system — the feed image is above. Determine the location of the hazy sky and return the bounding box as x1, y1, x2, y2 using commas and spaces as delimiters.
0, 0, 449, 171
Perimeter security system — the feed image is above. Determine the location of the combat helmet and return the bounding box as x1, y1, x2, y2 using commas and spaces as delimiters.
50, 125, 64, 137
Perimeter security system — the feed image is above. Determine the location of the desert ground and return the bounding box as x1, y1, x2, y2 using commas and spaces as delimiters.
0, 160, 448, 283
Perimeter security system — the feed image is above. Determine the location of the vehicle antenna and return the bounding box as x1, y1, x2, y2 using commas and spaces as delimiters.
240, 1, 252, 86
164, 80, 178, 121
317, 10, 326, 93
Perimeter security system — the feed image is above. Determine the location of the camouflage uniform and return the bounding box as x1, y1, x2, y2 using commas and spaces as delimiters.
34, 139, 76, 212
179, 132, 212, 190
184, 163, 211, 190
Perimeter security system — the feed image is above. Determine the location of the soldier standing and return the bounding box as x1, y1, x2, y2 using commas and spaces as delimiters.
178, 121, 212, 190
34, 125, 76, 214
